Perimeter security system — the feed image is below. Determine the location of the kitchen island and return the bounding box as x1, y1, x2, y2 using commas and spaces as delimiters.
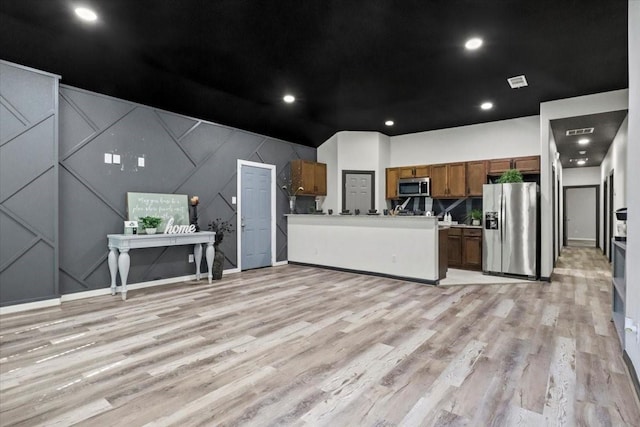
286, 214, 442, 284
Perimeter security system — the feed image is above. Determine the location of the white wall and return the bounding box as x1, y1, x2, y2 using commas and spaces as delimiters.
562, 167, 601, 186
318, 131, 391, 213
539, 89, 629, 278
624, 0, 640, 380
317, 133, 338, 212
390, 116, 540, 166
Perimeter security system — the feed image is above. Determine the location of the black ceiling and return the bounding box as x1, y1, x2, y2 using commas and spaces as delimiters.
551, 110, 628, 169
0, 0, 629, 148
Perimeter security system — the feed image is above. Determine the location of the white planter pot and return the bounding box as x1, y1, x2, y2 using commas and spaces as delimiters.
145, 228, 157, 235
471, 219, 481, 226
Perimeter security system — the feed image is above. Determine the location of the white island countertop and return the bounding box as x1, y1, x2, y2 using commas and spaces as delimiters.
286, 214, 441, 284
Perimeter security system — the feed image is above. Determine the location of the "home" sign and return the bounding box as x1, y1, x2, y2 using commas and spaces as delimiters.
164, 217, 196, 234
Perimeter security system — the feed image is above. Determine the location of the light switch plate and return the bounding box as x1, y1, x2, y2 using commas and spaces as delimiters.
113, 154, 121, 164
104, 153, 113, 164
138, 157, 145, 167
232, 196, 237, 204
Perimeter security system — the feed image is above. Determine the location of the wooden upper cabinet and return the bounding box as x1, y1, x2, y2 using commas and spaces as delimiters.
313, 162, 327, 195
488, 158, 513, 175
290, 159, 327, 196
430, 164, 449, 198
448, 163, 466, 197
398, 167, 416, 179
398, 165, 430, 179
488, 155, 540, 175
385, 168, 399, 199
466, 161, 487, 197
513, 156, 540, 173
431, 163, 465, 198
414, 165, 431, 178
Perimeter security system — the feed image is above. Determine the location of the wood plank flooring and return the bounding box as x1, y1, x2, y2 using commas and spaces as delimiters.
1, 247, 639, 426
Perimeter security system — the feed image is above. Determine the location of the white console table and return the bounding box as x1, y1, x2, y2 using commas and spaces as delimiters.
107, 232, 216, 300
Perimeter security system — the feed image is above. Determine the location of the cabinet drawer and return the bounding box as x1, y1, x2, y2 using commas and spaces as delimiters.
447, 227, 462, 236
463, 228, 482, 237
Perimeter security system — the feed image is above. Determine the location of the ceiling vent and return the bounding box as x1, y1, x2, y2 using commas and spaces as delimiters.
566, 127, 594, 136
507, 75, 528, 88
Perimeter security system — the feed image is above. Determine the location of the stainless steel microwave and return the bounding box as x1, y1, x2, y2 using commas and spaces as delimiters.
397, 177, 430, 197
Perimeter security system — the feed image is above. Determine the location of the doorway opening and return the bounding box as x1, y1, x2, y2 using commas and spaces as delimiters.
608, 171, 614, 261
342, 170, 375, 213
563, 185, 599, 248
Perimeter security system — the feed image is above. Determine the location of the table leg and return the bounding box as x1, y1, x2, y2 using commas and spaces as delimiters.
194, 243, 203, 281
118, 248, 130, 301
108, 247, 119, 296
206, 243, 215, 284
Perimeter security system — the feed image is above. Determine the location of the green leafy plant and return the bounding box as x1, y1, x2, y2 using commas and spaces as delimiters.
465, 209, 483, 224
139, 216, 162, 229
208, 218, 234, 245
497, 169, 524, 183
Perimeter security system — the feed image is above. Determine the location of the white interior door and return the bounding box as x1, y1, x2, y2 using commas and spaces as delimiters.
565, 187, 596, 247
344, 172, 373, 213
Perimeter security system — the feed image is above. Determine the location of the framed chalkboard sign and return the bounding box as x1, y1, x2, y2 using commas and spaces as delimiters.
126, 192, 189, 231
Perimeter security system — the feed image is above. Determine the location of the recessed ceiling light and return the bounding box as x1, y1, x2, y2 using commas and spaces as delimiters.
283, 94, 295, 104
385, 120, 394, 126
74, 7, 97, 22
465, 38, 483, 50
578, 138, 590, 145
577, 160, 586, 165
480, 102, 493, 110
579, 150, 586, 155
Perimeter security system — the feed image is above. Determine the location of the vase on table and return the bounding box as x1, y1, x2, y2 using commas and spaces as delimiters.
289, 196, 296, 214
145, 228, 157, 235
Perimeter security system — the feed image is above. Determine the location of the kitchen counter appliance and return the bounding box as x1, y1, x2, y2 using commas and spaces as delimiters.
483, 183, 538, 279
398, 177, 430, 197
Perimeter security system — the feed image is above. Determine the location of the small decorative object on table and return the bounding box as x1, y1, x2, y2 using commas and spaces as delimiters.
139, 216, 162, 234
281, 177, 304, 214
469, 209, 483, 226
190, 195, 200, 232
208, 218, 234, 280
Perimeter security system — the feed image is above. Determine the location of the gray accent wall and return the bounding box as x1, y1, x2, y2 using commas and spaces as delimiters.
57, 85, 315, 296
0, 60, 316, 306
0, 61, 60, 306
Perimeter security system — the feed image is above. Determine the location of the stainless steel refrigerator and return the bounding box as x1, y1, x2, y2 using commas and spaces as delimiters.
483, 183, 538, 279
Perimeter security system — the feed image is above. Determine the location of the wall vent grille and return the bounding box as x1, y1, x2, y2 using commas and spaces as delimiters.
566, 127, 594, 136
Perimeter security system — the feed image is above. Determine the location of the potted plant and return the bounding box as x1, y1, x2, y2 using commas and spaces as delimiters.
208, 218, 234, 280
139, 216, 162, 234
469, 209, 483, 226
497, 169, 524, 183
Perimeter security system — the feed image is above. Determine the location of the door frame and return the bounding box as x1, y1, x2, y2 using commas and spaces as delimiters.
237, 160, 276, 271
608, 170, 614, 261
562, 185, 600, 248
341, 170, 375, 211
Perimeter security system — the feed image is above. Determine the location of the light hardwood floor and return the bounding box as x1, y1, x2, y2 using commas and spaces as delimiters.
1, 247, 639, 426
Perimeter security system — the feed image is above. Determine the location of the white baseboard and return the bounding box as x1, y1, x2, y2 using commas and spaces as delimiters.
2, 268, 240, 313
273, 261, 289, 267
0, 298, 60, 315
567, 238, 596, 243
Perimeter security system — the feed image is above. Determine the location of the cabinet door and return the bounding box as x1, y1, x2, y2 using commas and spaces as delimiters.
462, 236, 482, 270
414, 165, 431, 178
447, 163, 466, 197
466, 161, 486, 196
386, 168, 399, 199
513, 156, 540, 173
399, 167, 415, 178
488, 158, 512, 175
430, 164, 448, 198
313, 162, 327, 195
448, 235, 462, 267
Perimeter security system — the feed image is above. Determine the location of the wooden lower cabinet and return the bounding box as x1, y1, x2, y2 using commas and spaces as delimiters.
438, 228, 448, 280
447, 228, 462, 268
462, 228, 483, 270
447, 227, 482, 271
